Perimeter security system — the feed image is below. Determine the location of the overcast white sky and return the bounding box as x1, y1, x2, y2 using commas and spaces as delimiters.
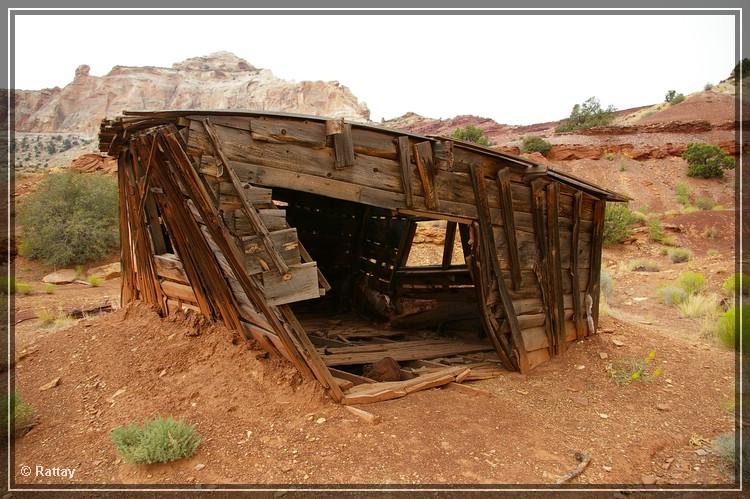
14, 14, 736, 125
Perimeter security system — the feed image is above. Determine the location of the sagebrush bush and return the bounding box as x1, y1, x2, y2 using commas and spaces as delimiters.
556, 97, 616, 132
18, 172, 119, 267
703, 226, 718, 239
695, 196, 716, 211
111, 417, 201, 465
87, 275, 104, 287
627, 259, 660, 272
677, 294, 718, 318
682, 143, 735, 179
520, 135, 552, 156
704, 83, 714, 91
603, 204, 637, 245
665, 90, 685, 105
667, 247, 692, 263
676, 271, 705, 295
648, 219, 664, 242
0, 393, 34, 438
717, 306, 750, 352
657, 285, 688, 306
675, 183, 691, 205
451, 125, 492, 146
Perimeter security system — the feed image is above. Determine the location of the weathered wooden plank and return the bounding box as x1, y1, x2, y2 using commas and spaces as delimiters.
570, 191, 585, 340
326, 119, 355, 168
521, 326, 549, 352
588, 199, 606, 333
546, 182, 567, 354
242, 228, 301, 275
529, 178, 555, 356
397, 136, 414, 208
442, 221, 457, 269
154, 253, 189, 283
322, 340, 492, 366
470, 165, 529, 373
262, 262, 320, 306
413, 141, 438, 210
433, 140, 454, 171
497, 168, 522, 290
161, 278, 198, 304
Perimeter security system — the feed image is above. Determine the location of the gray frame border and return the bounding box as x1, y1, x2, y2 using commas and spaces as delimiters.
2, 4, 745, 496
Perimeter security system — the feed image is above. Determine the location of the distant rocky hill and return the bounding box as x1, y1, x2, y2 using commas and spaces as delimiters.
13, 51, 371, 134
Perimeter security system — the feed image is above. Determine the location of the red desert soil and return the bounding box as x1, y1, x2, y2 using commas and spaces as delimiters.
12, 299, 736, 486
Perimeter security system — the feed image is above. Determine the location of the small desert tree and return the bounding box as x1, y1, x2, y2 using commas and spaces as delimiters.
451, 125, 492, 146
18, 171, 119, 267
682, 143, 735, 178
555, 97, 617, 132
603, 204, 637, 245
665, 90, 685, 105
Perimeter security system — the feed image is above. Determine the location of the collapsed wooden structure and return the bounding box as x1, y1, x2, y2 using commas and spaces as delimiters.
100, 110, 627, 404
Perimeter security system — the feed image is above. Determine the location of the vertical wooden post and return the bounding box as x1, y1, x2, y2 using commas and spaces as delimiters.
570, 191, 585, 340
545, 183, 566, 354
442, 221, 457, 269
588, 199, 606, 332
397, 136, 414, 208
496, 169, 522, 290
530, 179, 556, 355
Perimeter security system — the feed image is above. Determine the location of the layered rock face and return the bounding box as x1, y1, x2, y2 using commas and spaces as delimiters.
14, 52, 371, 134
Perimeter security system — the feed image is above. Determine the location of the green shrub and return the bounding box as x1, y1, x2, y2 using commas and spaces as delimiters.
603, 204, 637, 245
111, 417, 201, 465
675, 183, 690, 205
451, 125, 492, 146
15, 281, 33, 295
717, 306, 750, 352
627, 259, 660, 272
18, 172, 119, 267
666, 247, 692, 263
704, 83, 714, 91
43, 283, 56, 294
657, 285, 688, 306
676, 271, 705, 295
608, 350, 662, 385
520, 135, 551, 156
618, 161, 626, 172
665, 90, 685, 105
682, 143, 735, 179
703, 226, 718, 239
648, 219, 664, 242
695, 196, 716, 211
677, 294, 718, 318
600, 271, 614, 300
0, 393, 34, 438
603, 152, 615, 161
556, 97, 617, 132
86, 275, 104, 287
707, 249, 720, 257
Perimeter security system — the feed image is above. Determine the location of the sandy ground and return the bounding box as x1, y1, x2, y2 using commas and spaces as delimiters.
8, 208, 741, 487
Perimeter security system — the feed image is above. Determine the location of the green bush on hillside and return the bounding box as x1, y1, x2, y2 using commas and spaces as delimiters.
520, 135, 552, 156
717, 305, 750, 353
451, 125, 492, 146
665, 90, 685, 105
603, 204, 637, 245
682, 143, 735, 179
556, 97, 616, 132
17, 172, 119, 267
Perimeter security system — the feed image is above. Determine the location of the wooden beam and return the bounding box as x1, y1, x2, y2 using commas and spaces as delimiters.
201, 118, 291, 277
545, 182, 567, 354
433, 140, 454, 171
442, 221, 457, 269
469, 165, 529, 373
588, 199, 606, 332
530, 179, 555, 355
413, 141, 439, 210
570, 191, 585, 340
397, 136, 414, 208
496, 168, 522, 290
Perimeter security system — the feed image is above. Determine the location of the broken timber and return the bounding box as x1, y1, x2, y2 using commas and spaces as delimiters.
101, 109, 627, 403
